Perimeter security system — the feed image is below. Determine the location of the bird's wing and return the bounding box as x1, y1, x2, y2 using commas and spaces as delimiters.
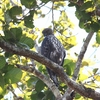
48, 35, 65, 66
41, 36, 51, 58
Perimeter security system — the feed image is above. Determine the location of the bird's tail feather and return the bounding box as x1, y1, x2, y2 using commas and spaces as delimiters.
47, 68, 59, 87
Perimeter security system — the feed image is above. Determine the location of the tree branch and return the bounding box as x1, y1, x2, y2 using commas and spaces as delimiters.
0, 40, 100, 99
16, 64, 62, 99
73, 31, 94, 80
63, 31, 94, 99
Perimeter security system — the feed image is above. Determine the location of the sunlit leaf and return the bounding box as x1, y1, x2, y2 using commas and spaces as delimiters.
96, 30, 100, 44
24, 91, 31, 100
0, 87, 3, 95
81, 61, 89, 67
79, 68, 89, 81
12, 83, 17, 89
94, 75, 100, 81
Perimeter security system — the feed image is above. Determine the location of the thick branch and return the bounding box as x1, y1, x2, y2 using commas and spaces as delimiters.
16, 64, 62, 99
0, 40, 100, 99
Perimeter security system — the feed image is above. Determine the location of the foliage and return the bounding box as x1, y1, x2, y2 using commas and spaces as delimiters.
0, 0, 100, 100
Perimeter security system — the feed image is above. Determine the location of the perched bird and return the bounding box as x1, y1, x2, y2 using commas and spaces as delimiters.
41, 28, 66, 86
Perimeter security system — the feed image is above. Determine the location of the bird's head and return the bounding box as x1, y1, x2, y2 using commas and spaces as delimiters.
42, 28, 53, 36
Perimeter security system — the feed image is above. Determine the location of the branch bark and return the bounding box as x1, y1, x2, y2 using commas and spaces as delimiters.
0, 40, 100, 99
16, 64, 62, 99
63, 31, 94, 99
73, 31, 94, 80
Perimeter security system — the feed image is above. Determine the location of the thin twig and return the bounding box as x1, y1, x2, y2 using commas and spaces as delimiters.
8, 85, 17, 98
73, 31, 94, 80
52, 2, 54, 31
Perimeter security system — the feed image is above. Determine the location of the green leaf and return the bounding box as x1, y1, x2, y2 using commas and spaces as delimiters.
81, 12, 91, 20
2, 64, 14, 74
96, 31, 100, 44
4, 10, 12, 24
35, 80, 45, 92
0, 95, 3, 99
30, 10, 35, 16
68, 2, 76, 7
79, 19, 84, 29
0, 56, 6, 69
41, 0, 49, 3
63, 59, 75, 76
0, 86, 6, 96
66, 65, 72, 76
10, 27, 22, 42
80, 1, 93, 11
0, 73, 5, 88
46, 91, 55, 100
93, 68, 98, 74
4, 68, 22, 84
4, 27, 22, 43
20, 35, 34, 48
4, 30, 15, 42
85, 24, 92, 33
27, 77, 37, 87
31, 93, 37, 100
5, 52, 13, 58
24, 15, 34, 28
75, 93, 81, 99
9, 6, 22, 18
38, 92, 45, 99
21, 0, 37, 9
90, 22, 100, 32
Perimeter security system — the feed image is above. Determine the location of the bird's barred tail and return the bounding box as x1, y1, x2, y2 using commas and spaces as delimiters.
51, 74, 59, 87
47, 68, 59, 87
